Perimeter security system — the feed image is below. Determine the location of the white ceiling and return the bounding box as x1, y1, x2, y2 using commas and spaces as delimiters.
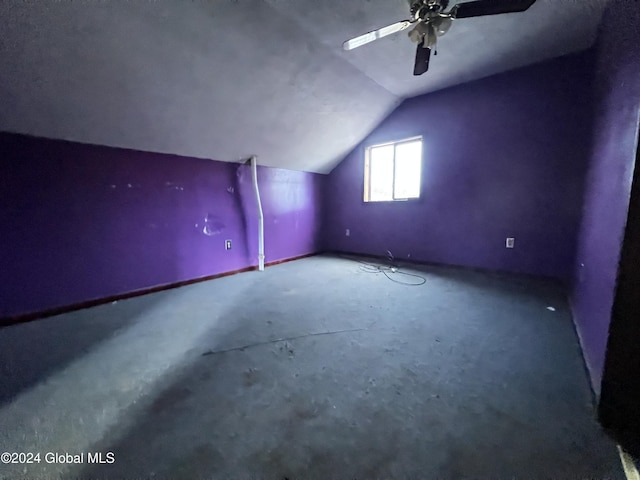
0, 0, 608, 173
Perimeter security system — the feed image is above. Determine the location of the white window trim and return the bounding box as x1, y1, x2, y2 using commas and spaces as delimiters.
364, 136, 423, 203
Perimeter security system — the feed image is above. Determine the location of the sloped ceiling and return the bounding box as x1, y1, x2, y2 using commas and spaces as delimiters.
0, 0, 608, 173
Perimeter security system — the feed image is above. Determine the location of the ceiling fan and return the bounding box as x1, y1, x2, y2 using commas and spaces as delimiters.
343, 0, 537, 76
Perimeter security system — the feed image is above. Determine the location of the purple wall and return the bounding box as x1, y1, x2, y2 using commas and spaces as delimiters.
323, 52, 594, 281
0, 132, 322, 319
571, 0, 640, 395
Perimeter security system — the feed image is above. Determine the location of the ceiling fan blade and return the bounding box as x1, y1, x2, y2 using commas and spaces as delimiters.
452, 0, 536, 18
413, 44, 431, 76
343, 20, 414, 51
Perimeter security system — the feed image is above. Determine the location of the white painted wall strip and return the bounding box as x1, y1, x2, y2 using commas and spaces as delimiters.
251, 156, 265, 271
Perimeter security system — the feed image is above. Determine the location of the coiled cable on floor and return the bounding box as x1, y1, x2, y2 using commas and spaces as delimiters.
340, 254, 427, 286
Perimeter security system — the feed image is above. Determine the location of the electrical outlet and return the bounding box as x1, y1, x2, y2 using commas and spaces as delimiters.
506, 237, 515, 249
225, 240, 232, 250
345, 229, 350, 237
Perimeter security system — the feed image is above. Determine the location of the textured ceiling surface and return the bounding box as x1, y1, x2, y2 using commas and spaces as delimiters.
0, 0, 608, 173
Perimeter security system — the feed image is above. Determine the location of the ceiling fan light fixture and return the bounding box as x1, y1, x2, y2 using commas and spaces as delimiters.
432, 16, 453, 36
408, 21, 439, 47
408, 27, 422, 44
424, 22, 438, 48
408, 22, 426, 43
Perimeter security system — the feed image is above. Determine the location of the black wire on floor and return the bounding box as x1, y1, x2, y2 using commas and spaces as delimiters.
340, 253, 427, 286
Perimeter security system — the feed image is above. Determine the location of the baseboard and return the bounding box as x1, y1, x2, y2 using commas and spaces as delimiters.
0, 252, 317, 327
567, 294, 602, 407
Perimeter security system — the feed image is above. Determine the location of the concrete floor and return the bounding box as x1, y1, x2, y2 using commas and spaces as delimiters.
0, 255, 624, 479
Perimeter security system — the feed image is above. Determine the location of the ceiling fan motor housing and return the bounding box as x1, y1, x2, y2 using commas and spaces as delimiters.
409, 0, 450, 19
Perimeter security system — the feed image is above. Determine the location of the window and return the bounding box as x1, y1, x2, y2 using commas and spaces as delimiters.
364, 137, 422, 202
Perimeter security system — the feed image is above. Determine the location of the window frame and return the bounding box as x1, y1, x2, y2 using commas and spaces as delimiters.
363, 136, 423, 203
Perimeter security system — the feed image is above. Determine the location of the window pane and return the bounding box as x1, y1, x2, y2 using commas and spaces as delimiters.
394, 141, 422, 199
369, 145, 394, 201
